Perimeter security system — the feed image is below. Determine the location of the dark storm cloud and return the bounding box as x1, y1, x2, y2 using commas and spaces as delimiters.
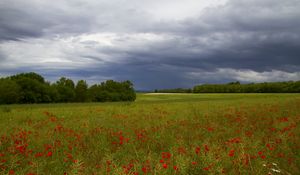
0, 0, 155, 41
0, 1, 96, 41
0, 0, 300, 89
0, 8, 42, 41
149, 0, 300, 72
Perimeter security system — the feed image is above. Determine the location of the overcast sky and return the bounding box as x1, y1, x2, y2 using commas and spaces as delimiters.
1, 0, 300, 90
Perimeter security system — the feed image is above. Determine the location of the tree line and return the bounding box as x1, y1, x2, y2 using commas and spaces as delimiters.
154, 88, 192, 93
153, 81, 300, 93
0, 72, 136, 104
193, 81, 300, 93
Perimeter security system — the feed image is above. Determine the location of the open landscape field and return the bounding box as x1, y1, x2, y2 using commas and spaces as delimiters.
0, 94, 299, 175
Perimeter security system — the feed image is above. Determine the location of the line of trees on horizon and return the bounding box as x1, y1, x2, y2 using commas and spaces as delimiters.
0, 72, 136, 104
193, 81, 300, 93
154, 81, 300, 93
154, 88, 193, 93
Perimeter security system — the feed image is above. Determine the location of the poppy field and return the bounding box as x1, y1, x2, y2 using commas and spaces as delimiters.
0, 93, 299, 175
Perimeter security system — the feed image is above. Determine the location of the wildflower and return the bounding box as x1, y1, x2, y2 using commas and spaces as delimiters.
203, 167, 210, 171
228, 137, 241, 143
173, 166, 178, 171
228, 149, 235, 157
271, 168, 281, 173
266, 143, 275, 151
177, 147, 186, 154
278, 117, 288, 122
35, 152, 43, 158
44, 144, 52, 151
15, 145, 27, 154
204, 145, 209, 152
207, 127, 214, 132
245, 131, 253, 137
195, 146, 201, 154
162, 152, 171, 159
66, 153, 73, 160
142, 167, 148, 173
119, 135, 124, 145
46, 151, 53, 157
277, 153, 285, 158
192, 161, 197, 165
55, 125, 63, 132
9, 170, 15, 174
162, 163, 168, 169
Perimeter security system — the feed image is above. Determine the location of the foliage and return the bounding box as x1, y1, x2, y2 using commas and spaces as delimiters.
193, 81, 300, 93
53, 77, 76, 102
0, 78, 21, 104
0, 72, 136, 104
75, 80, 88, 102
88, 80, 136, 102
154, 88, 192, 93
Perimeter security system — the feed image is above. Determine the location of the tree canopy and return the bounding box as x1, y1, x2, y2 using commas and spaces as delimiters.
0, 72, 136, 104
193, 81, 300, 93
153, 81, 300, 93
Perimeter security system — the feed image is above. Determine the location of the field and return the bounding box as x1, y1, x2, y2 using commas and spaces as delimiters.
0, 93, 299, 175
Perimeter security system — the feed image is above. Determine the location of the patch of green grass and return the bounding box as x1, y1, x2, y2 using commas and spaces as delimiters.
0, 93, 299, 174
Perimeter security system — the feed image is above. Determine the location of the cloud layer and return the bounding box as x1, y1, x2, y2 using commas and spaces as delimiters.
0, 0, 300, 89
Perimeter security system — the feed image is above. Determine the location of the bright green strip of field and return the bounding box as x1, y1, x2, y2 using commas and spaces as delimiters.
0, 93, 299, 175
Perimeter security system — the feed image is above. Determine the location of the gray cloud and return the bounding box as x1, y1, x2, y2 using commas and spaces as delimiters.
0, 0, 155, 41
0, 0, 300, 89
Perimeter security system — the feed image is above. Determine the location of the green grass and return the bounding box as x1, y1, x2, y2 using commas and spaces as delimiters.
0, 93, 299, 174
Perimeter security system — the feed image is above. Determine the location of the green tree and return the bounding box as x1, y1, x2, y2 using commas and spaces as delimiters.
54, 77, 75, 102
0, 78, 21, 104
10, 72, 51, 103
87, 80, 136, 102
0, 72, 137, 104
75, 80, 88, 102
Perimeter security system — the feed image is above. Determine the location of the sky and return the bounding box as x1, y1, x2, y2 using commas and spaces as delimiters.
0, 0, 300, 90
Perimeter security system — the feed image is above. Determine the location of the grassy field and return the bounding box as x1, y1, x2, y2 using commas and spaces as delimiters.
0, 93, 299, 174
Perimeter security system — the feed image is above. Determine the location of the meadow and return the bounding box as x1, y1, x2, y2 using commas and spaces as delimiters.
0, 93, 299, 175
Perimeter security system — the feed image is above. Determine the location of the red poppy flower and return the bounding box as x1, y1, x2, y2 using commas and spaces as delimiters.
195, 147, 201, 154
204, 145, 209, 152
35, 152, 43, 158
46, 151, 52, 157
203, 167, 210, 171
228, 149, 235, 157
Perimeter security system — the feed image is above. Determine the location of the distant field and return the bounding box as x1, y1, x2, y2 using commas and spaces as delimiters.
0, 94, 299, 174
